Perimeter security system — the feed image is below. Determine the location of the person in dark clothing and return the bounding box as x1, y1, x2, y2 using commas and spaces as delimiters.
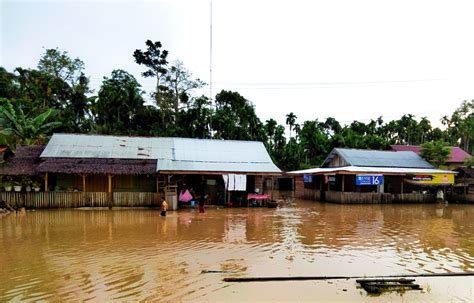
198, 194, 207, 213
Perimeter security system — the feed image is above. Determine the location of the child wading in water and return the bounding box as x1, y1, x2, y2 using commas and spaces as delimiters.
161, 199, 168, 216
199, 194, 207, 213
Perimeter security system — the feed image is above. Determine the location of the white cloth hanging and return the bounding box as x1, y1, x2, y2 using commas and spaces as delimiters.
223, 174, 229, 190
234, 174, 247, 191
222, 174, 246, 191
228, 174, 235, 190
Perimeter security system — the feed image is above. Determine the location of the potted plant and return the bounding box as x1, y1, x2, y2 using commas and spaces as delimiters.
22, 176, 32, 192
4, 176, 13, 192
32, 181, 41, 192
13, 180, 22, 192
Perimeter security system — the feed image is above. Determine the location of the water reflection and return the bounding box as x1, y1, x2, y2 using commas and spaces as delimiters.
1, 201, 473, 301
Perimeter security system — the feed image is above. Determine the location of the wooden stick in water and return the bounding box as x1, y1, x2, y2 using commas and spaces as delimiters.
223, 272, 474, 282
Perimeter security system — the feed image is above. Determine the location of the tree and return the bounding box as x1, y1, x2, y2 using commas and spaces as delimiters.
397, 114, 418, 144
442, 100, 474, 154
464, 156, 474, 168
0, 67, 20, 99
212, 90, 264, 141
285, 112, 297, 139
0, 99, 61, 149
38, 48, 85, 86
133, 40, 169, 123
299, 120, 328, 166
420, 141, 451, 168
178, 96, 212, 138
163, 60, 206, 112
265, 119, 277, 147
95, 70, 144, 134
322, 117, 342, 137
418, 117, 432, 144
15, 67, 71, 112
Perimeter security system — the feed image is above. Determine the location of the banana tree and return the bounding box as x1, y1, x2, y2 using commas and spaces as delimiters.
0, 100, 61, 150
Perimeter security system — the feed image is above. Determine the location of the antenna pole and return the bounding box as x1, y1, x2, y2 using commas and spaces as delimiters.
209, 0, 213, 138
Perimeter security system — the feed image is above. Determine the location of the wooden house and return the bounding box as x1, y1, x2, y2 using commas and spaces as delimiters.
0, 134, 281, 209
290, 148, 457, 204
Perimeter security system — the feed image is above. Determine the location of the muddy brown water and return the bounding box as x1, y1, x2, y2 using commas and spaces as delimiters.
1, 199, 473, 302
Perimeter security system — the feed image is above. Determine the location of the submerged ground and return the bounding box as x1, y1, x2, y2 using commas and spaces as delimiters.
1, 199, 473, 302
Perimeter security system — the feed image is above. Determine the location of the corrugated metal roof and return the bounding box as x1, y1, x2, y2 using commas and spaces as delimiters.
41, 134, 160, 159
322, 148, 433, 168
156, 138, 280, 173
41, 134, 281, 174
288, 166, 456, 175
391, 145, 472, 163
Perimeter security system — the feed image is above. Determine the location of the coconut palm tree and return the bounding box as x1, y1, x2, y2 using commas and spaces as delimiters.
286, 112, 297, 139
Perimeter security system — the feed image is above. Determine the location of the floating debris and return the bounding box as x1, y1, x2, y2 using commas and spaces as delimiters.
356, 278, 422, 295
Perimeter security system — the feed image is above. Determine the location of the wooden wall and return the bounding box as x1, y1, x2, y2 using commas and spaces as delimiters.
295, 175, 304, 198
447, 193, 474, 203
327, 154, 349, 167
255, 175, 264, 194
53, 174, 156, 192
325, 191, 435, 204
303, 188, 321, 201
0, 192, 161, 209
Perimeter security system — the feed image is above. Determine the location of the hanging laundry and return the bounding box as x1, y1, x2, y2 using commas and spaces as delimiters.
234, 174, 247, 191
223, 174, 229, 190
228, 174, 236, 191
179, 189, 193, 202
222, 174, 246, 191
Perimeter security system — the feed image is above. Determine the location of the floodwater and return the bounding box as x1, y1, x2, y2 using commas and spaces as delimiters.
1, 199, 473, 302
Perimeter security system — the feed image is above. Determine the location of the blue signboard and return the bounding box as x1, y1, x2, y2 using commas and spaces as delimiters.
303, 174, 313, 183
356, 175, 384, 186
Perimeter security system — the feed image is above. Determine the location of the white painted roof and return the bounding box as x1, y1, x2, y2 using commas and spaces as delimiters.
288, 165, 456, 175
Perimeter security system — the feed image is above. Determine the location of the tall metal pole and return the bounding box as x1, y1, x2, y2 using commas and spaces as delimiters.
209, 0, 213, 138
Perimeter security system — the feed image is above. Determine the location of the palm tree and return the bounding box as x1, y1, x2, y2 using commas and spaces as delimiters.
265, 119, 277, 147
293, 123, 301, 141
286, 112, 297, 139
0, 100, 61, 149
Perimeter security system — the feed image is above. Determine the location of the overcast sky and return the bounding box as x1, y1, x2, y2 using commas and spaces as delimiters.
2, 0, 474, 129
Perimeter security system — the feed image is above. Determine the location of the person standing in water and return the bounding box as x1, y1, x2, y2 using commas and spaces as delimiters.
198, 194, 207, 213
161, 199, 168, 216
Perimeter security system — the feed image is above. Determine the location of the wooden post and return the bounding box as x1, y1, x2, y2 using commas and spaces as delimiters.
401, 178, 404, 200
45, 173, 49, 192
342, 175, 345, 192
82, 174, 86, 192
108, 174, 113, 209
271, 177, 274, 197
108, 175, 112, 193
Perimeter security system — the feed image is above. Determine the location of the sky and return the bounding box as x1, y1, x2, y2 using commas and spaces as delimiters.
2, 0, 474, 130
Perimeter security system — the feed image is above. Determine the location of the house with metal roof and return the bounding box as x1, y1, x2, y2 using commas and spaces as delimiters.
289, 148, 456, 204
390, 145, 472, 170
0, 134, 281, 209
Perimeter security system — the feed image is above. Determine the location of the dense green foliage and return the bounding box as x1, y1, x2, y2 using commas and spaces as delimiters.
0, 42, 473, 170
420, 141, 451, 168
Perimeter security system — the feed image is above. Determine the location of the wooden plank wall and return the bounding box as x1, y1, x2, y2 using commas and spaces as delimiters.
254, 175, 264, 193
0, 192, 161, 209
447, 193, 474, 203
303, 188, 321, 201
325, 191, 436, 204
295, 176, 304, 198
